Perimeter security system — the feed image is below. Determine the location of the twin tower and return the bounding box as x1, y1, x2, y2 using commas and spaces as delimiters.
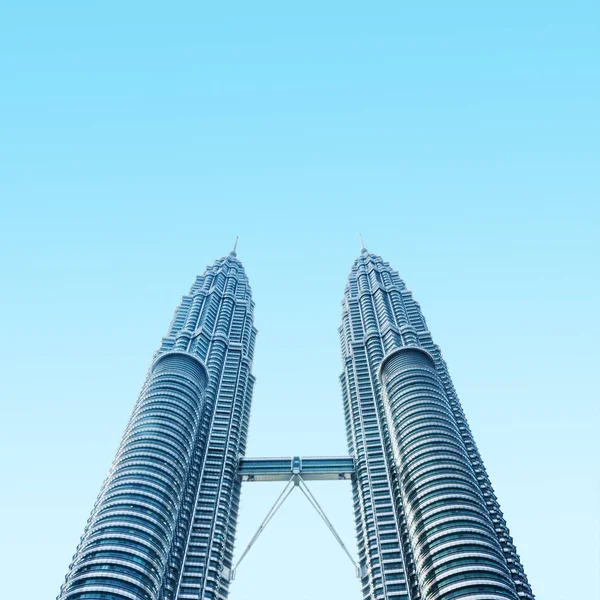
58, 248, 535, 600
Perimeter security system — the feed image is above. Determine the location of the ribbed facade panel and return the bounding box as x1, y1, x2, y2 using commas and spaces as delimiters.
340, 249, 534, 600
58, 245, 533, 600
58, 251, 256, 600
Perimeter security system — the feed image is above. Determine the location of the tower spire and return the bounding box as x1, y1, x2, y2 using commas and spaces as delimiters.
359, 233, 366, 252
232, 236, 239, 254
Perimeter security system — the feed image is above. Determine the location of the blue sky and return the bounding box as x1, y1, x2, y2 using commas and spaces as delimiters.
0, 2, 598, 599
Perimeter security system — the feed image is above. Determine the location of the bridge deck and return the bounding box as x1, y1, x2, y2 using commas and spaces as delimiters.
238, 456, 354, 482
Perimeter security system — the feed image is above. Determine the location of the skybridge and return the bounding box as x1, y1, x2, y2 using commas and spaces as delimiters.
238, 455, 354, 482
230, 455, 358, 581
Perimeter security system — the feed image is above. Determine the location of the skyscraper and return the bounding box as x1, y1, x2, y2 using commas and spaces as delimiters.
340, 247, 534, 600
58, 250, 257, 600
58, 245, 534, 600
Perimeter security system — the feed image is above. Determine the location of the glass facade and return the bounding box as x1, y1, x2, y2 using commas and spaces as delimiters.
58, 246, 534, 600
339, 249, 534, 600
58, 251, 256, 600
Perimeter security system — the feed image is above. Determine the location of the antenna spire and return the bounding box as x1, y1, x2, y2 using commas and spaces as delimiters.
232, 236, 239, 254
359, 233, 366, 251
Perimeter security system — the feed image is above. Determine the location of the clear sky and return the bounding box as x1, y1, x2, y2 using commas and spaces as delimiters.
1, 2, 598, 599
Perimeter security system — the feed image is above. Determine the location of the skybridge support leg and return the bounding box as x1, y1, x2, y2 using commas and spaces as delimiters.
231, 475, 359, 581
231, 477, 296, 580
296, 477, 359, 577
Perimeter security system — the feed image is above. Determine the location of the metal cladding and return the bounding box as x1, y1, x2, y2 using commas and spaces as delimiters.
380, 348, 516, 599
58, 251, 257, 600
58, 245, 535, 600
340, 249, 534, 600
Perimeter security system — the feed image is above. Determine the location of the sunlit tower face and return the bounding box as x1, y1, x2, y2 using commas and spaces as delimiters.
339, 248, 534, 600
57, 245, 534, 600
57, 250, 257, 600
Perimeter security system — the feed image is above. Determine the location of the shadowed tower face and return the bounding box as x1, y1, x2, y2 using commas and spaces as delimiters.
339, 248, 534, 600
58, 251, 257, 600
